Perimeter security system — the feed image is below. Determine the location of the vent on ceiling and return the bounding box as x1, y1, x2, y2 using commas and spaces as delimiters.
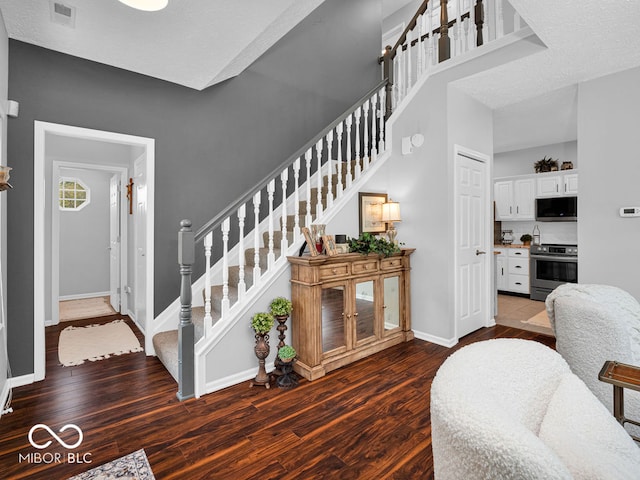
50, 1, 76, 28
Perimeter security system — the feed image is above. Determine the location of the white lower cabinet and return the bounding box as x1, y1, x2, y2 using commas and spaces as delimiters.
495, 247, 529, 295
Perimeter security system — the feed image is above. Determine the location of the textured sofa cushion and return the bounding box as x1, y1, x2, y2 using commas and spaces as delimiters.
539, 372, 640, 479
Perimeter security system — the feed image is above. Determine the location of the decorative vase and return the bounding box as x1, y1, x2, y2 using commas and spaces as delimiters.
273, 315, 289, 376
250, 333, 271, 388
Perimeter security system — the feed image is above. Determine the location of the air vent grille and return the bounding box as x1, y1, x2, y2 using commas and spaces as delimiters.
50, 1, 76, 28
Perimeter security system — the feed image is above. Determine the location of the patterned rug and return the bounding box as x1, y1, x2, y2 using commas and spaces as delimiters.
67, 449, 154, 480
58, 319, 143, 366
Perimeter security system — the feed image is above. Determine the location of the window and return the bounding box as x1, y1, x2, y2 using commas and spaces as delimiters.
59, 178, 90, 211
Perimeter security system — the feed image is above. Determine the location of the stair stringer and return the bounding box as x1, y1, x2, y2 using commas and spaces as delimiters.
194, 148, 393, 398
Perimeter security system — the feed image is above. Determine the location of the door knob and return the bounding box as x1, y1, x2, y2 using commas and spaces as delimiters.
476, 249, 486, 256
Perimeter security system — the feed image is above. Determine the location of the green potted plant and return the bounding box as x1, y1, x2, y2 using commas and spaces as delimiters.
520, 234, 532, 246
347, 232, 400, 257
269, 297, 293, 318
277, 345, 297, 363
250, 312, 274, 335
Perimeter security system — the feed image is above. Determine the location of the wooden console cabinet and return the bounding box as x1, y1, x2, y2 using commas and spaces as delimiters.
287, 249, 415, 381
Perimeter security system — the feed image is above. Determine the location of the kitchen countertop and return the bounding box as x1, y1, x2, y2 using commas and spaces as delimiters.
494, 244, 530, 249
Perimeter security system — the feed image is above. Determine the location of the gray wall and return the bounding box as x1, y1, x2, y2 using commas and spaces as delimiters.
0, 9, 8, 406
494, 141, 577, 178
6, 0, 382, 375
578, 66, 640, 300
59, 168, 111, 298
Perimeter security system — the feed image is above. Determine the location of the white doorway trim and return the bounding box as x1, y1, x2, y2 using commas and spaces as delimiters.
34, 121, 155, 381
453, 144, 493, 340
51, 161, 129, 326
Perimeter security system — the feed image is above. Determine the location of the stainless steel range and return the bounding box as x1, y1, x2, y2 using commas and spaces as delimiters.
530, 244, 578, 301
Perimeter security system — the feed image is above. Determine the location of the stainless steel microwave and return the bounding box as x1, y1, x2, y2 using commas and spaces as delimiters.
535, 196, 577, 221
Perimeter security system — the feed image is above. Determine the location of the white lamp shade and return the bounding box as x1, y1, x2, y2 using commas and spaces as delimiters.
119, 0, 168, 11
382, 201, 401, 223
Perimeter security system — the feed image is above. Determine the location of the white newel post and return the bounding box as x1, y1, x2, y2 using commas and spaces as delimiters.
221, 217, 230, 316
253, 192, 262, 282
305, 149, 313, 227
280, 168, 289, 252
336, 122, 344, 197
237, 205, 246, 299
293, 158, 301, 240
267, 179, 276, 268
204, 231, 213, 336
315, 139, 324, 218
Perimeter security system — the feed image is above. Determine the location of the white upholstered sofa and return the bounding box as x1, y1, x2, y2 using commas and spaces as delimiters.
546, 283, 640, 438
431, 339, 640, 480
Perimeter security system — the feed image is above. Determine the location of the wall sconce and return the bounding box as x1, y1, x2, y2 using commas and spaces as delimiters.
401, 133, 424, 155
0, 166, 12, 191
382, 199, 401, 244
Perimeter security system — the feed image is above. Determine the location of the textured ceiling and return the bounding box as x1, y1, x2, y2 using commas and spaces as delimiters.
0, 0, 325, 90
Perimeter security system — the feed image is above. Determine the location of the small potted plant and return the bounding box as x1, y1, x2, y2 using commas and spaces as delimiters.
269, 297, 292, 318
347, 232, 400, 257
278, 345, 297, 363
251, 312, 275, 334
520, 234, 532, 246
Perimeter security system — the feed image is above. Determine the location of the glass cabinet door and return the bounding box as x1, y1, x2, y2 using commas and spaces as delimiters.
321, 285, 346, 354
354, 279, 376, 345
383, 275, 401, 333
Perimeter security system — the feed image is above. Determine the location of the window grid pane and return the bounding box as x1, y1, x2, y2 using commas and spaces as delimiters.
59, 178, 90, 211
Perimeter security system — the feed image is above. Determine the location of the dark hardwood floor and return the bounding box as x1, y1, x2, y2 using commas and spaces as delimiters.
0, 315, 554, 479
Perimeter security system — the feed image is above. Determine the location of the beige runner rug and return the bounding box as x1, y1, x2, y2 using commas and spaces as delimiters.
522, 309, 552, 329
59, 296, 117, 322
58, 319, 143, 366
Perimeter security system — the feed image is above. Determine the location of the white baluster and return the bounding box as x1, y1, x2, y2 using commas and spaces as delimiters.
293, 157, 301, 240
204, 231, 212, 336
315, 139, 324, 217
370, 94, 378, 164
336, 122, 344, 197
378, 88, 386, 153
495, 0, 504, 39
427, 0, 435, 67
462, 2, 470, 54
305, 148, 312, 226
417, 14, 424, 76
221, 217, 230, 316
454, 0, 462, 57
406, 30, 413, 91
354, 107, 362, 179
470, 0, 477, 51
345, 115, 353, 189
392, 57, 399, 109
267, 179, 276, 268
326, 130, 334, 207
280, 168, 289, 252
481, 1, 488, 45
363, 100, 370, 171
253, 191, 261, 281
237, 205, 246, 298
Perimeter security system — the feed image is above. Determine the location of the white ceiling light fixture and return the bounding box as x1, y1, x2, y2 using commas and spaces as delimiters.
118, 0, 168, 12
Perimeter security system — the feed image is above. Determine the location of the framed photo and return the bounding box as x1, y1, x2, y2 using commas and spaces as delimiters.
322, 235, 338, 256
301, 227, 319, 257
359, 192, 388, 234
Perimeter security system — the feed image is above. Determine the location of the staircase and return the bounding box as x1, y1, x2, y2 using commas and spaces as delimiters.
150, 0, 524, 399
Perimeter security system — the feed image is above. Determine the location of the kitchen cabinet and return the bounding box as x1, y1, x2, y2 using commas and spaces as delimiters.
494, 178, 535, 221
288, 249, 414, 381
536, 172, 579, 197
495, 247, 529, 294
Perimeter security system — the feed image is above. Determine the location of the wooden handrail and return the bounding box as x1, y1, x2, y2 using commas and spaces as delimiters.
194, 78, 389, 243
387, 0, 430, 61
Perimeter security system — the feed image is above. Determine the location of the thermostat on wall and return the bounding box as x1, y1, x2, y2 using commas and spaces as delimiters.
619, 207, 640, 217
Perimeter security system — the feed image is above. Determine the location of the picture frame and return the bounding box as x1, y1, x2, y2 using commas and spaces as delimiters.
301, 227, 319, 257
358, 192, 388, 234
322, 235, 338, 256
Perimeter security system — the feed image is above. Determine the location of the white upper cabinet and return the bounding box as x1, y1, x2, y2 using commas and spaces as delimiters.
494, 178, 535, 221
536, 171, 578, 197
563, 173, 578, 195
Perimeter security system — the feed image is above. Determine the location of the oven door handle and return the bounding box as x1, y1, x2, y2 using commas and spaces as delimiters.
531, 255, 577, 262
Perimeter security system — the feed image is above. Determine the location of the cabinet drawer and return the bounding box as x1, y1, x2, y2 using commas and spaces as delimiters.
508, 275, 530, 294
380, 257, 403, 270
319, 264, 349, 280
508, 248, 529, 259
508, 257, 529, 275
352, 260, 378, 275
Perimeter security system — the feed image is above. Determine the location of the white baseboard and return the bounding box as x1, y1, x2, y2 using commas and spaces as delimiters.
9, 373, 35, 389
413, 330, 458, 348
59, 291, 110, 301
202, 361, 275, 397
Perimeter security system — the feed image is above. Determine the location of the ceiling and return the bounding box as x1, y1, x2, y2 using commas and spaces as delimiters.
1, 0, 639, 152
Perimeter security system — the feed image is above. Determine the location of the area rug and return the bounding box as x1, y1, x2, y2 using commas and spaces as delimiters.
67, 449, 155, 480
60, 296, 117, 322
522, 309, 552, 329
58, 319, 143, 366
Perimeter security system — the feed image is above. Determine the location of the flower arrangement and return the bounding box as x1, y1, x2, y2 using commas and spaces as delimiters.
250, 312, 274, 335
269, 297, 293, 317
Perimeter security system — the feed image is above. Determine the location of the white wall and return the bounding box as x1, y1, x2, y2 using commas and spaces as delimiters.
577, 66, 640, 300
0, 9, 9, 411
494, 141, 577, 177
59, 168, 111, 298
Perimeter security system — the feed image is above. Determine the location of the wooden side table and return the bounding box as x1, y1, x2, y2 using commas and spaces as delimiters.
598, 360, 640, 443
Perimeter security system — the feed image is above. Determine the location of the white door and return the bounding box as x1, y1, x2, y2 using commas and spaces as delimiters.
109, 174, 121, 311
456, 150, 488, 338
134, 158, 147, 333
